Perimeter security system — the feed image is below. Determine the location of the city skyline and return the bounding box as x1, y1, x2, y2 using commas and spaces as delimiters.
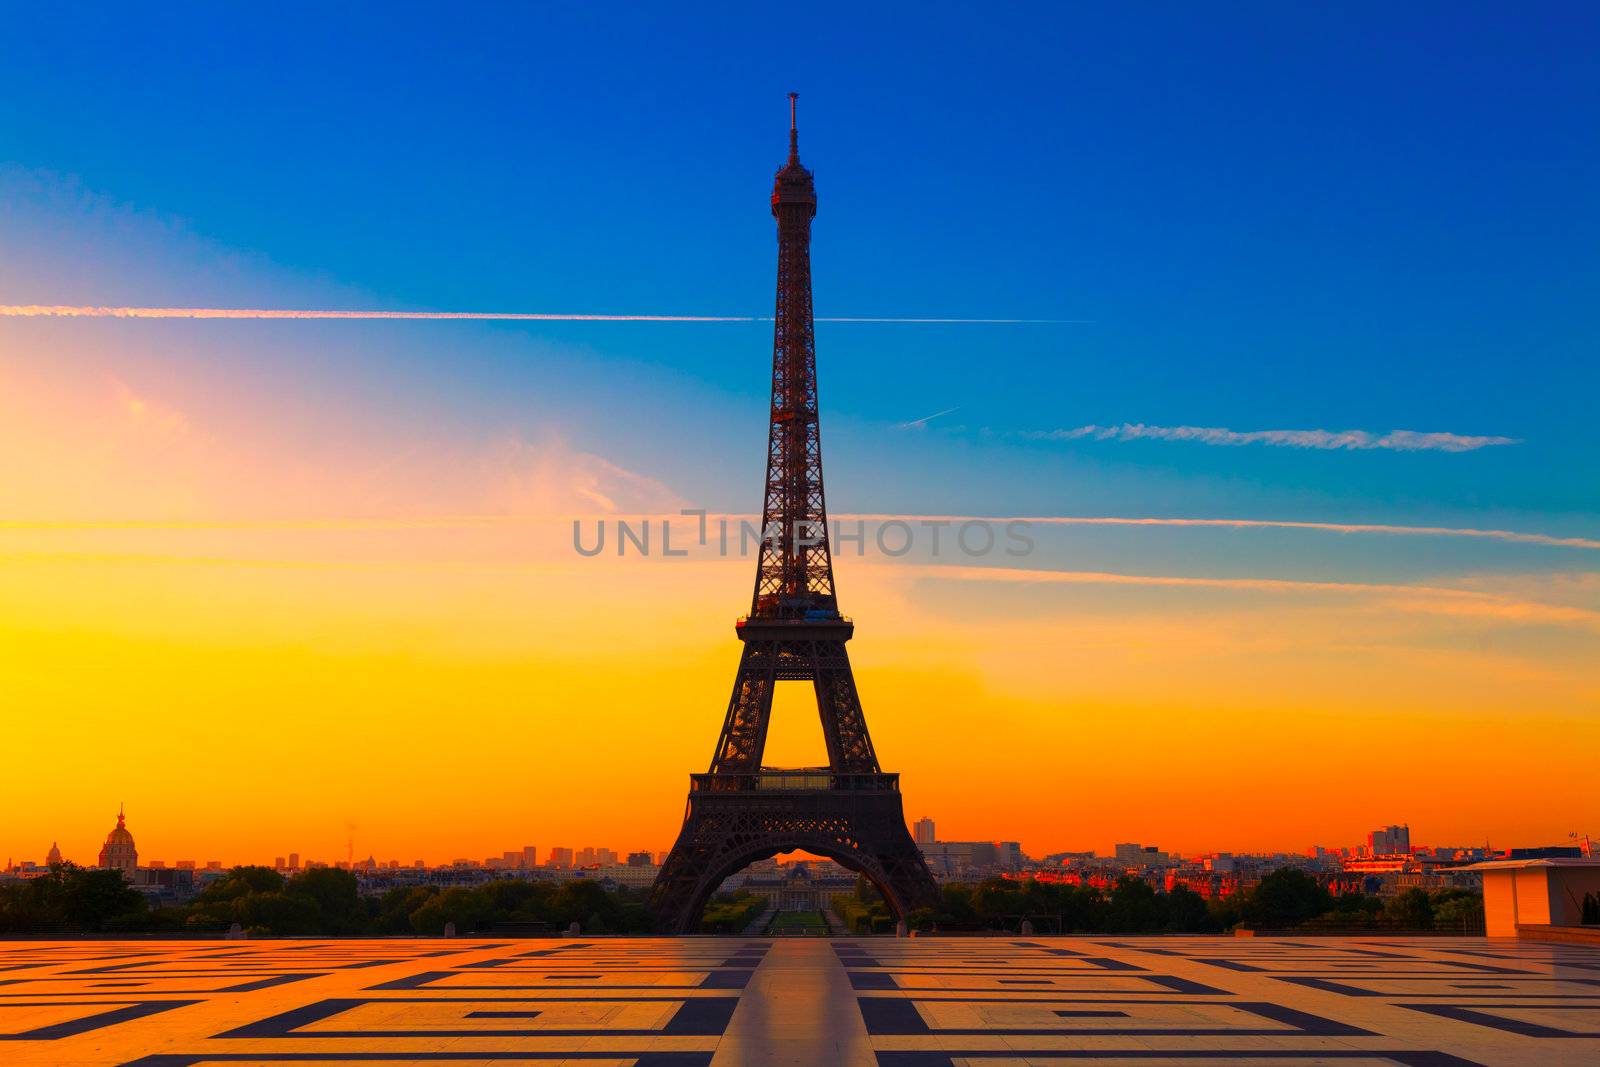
3, 6, 1597, 866
5, 804, 1511, 875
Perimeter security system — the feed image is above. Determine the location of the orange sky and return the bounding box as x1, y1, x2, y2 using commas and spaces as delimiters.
2, 334, 1597, 868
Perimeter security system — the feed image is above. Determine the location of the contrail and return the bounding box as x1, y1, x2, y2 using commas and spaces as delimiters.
0, 305, 1078, 325
895, 404, 964, 429
0, 305, 752, 322
6, 513, 1595, 550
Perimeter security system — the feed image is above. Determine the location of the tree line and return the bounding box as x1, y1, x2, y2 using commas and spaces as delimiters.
0, 863, 1482, 936
839, 869, 1483, 935
0, 863, 653, 935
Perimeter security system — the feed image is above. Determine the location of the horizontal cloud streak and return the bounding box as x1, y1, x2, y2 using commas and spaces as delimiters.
0, 305, 1074, 325
1027, 423, 1519, 452
880, 564, 1600, 629
843, 514, 1600, 551
5, 512, 1595, 551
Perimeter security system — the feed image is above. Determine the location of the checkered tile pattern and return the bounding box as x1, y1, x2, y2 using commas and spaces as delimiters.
0, 936, 1594, 1065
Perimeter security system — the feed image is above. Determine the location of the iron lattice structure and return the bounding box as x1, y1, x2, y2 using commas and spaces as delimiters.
650, 97, 940, 933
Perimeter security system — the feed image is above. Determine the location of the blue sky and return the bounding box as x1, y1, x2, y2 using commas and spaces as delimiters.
4, 4, 1600, 857
2, 2, 1596, 542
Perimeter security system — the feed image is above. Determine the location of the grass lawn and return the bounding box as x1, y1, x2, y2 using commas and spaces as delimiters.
767, 910, 828, 934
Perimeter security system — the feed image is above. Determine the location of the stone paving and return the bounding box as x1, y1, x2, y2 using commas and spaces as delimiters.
1, 935, 1596, 1065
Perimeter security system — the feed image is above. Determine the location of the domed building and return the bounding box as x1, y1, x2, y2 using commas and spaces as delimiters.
46, 841, 62, 866
97, 805, 138, 877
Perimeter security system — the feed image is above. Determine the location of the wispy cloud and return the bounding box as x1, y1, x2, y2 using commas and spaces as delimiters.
0, 305, 1077, 326
880, 563, 1600, 630
1025, 423, 1519, 453
111, 377, 189, 438
841, 514, 1600, 551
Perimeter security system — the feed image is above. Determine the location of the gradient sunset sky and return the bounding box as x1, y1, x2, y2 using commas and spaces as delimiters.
2, 5, 1596, 868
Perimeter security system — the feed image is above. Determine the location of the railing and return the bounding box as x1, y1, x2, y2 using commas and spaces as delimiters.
690, 771, 899, 793
735, 614, 853, 628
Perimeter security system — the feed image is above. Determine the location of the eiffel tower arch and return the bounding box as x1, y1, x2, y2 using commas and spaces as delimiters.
649, 96, 941, 933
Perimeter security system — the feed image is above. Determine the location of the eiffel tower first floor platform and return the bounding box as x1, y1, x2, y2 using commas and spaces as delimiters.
649, 770, 942, 934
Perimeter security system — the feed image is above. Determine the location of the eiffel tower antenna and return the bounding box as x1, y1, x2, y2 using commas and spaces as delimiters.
649, 96, 939, 933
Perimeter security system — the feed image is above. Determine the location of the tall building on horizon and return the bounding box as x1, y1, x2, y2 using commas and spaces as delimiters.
1367, 824, 1412, 856
913, 817, 936, 846
96, 805, 137, 877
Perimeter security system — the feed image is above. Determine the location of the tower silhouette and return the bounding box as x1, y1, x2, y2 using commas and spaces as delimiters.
649, 96, 940, 932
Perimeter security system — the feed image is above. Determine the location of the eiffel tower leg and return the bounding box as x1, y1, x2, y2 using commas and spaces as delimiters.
649, 785, 941, 934
708, 641, 778, 774
811, 640, 878, 773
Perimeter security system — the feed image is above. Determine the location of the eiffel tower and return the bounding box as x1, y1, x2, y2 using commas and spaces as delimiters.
649, 96, 941, 933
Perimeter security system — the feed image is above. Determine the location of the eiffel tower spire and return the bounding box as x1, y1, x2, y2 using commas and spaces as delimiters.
755, 89, 834, 621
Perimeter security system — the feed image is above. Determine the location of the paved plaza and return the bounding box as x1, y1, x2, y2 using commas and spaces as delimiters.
1, 935, 1597, 1065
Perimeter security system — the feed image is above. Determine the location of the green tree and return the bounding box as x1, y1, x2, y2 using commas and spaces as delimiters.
187, 865, 287, 928
1241, 868, 1332, 929
241, 891, 323, 934
60, 865, 149, 931
371, 886, 438, 933
409, 886, 493, 934
1105, 877, 1162, 933
287, 868, 362, 932
1385, 888, 1434, 930
1431, 890, 1483, 933
1160, 884, 1212, 932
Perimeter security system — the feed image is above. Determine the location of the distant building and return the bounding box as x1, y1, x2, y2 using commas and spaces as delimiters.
288, 852, 300, 870
921, 840, 1023, 878
46, 841, 62, 866
913, 817, 936, 846
1114, 843, 1167, 867
547, 847, 574, 868
626, 851, 654, 866
96, 806, 138, 877
134, 865, 196, 903
522, 846, 538, 868
1508, 846, 1582, 860
594, 862, 661, 888
1367, 824, 1411, 856
742, 861, 854, 912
